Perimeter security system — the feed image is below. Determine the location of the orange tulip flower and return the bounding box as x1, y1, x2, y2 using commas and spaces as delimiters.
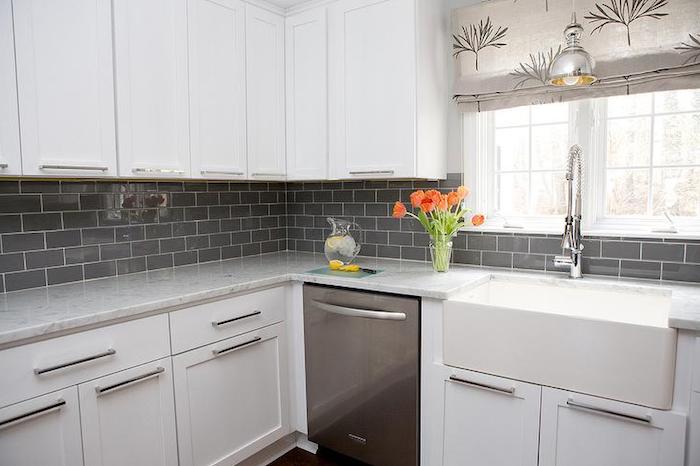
447, 191, 460, 207
437, 194, 449, 211
457, 186, 470, 200
392, 201, 407, 218
419, 196, 436, 213
409, 190, 426, 208
471, 214, 485, 226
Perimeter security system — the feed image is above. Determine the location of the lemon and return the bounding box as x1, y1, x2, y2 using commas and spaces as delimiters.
329, 260, 343, 270
339, 264, 360, 272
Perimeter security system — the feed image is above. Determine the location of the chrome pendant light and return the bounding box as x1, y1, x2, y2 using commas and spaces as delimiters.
548, 11, 597, 86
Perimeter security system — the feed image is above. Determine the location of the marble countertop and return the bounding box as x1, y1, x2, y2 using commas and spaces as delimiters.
1, 251, 698, 348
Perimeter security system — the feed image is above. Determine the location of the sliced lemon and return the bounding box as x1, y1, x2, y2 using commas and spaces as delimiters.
339, 264, 360, 272
329, 260, 343, 270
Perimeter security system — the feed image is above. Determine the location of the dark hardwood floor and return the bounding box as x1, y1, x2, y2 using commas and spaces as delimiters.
269, 448, 367, 466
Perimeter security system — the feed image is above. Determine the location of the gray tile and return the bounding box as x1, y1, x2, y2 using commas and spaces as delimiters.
377, 245, 401, 259
173, 222, 197, 237
63, 211, 98, 228
5, 269, 46, 291
530, 237, 562, 255
260, 240, 280, 253
46, 230, 81, 248
642, 243, 684, 262
365, 231, 388, 245
0, 195, 41, 213
21, 181, 59, 193
242, 243, 261, 256
0, 253, 25, 273
581, 239, 601, 257
146, 254, 174, 270
117, 257, 146, 275
620, 260, 661, 280
376, 217, 401, 231
145, 223, 172, 239
0, 181, 20, 193
467, 235, 497, 251
65, 246, 99, 264
197, 220, 220, 234
453, 250, 480, 265
186, 235, 209, 250
25, 249, 64, 269
2, 232, 45, 252
22, 213, 62, 231
82, 227, 115, 245
662, 263, 700, 283
84, 261, 117, 279
601, 241, 640, 259
582, 258, 619, 277
388, 232, 413, 246
232, 231, 252, 245
100, 243, 132, 260
686, 245, 700, 263
115, 225, 145, 242
198, 248, 221, 263
497, 236, 528, 253
513, 253, 546, 270
43, 194, 80, 211
174, 250, 199, 265
132, 240, 160, 257
60, 181, 96, 193
160, 237, 186, 253
401, 247, 426, 261
47, 265, 83, 285
196, 192, 219, 206
482, 251, 512, 268
0, 215, 22, 233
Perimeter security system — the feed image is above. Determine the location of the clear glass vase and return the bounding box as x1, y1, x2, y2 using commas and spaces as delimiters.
429, 237, 453, 272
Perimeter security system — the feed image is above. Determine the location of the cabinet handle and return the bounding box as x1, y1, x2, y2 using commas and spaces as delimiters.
34, 348, 116, 375
250, 173, 284, 177
211, 311, 262, 328
313, 301, 406, 321
0, 163, 8, 169
0, 399, 66, 430
565, 399, 652, 424
200, 170, 245, 176
39, 164, 109, 172
95, 366, 165, 396
132, 168, 185, 175
212, 337, 262, 357
348, 170, 395, 176
448, 375, 515, 396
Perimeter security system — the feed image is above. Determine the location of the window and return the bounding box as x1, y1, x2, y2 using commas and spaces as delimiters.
464, 89, 700, 235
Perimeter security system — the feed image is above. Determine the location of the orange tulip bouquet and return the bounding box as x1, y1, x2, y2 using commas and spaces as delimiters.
392, 187, 470, 272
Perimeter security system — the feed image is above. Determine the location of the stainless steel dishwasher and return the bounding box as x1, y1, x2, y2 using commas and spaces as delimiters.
303, 284, 420, 466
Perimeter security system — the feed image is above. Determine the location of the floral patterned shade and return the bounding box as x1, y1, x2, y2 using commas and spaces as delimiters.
452, 0, 700, 111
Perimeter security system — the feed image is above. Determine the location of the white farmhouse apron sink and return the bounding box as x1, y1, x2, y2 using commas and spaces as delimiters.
444, 276, 677, 409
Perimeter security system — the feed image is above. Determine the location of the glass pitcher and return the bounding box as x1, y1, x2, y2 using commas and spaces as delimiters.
324, 218, 361, 265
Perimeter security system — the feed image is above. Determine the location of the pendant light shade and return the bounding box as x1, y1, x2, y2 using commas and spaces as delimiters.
548, 13, 597, 87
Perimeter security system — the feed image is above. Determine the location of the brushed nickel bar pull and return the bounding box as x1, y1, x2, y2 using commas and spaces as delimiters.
313, 301, 406, 321
211, 311, 262, 328
95, 367, 165, 396
212, 337, 262, 357
0, 163, 8, 169
39, 164, 109, 171
0, 399, 65, 430
348, 170, 395, 176
132, 168, 185, 175
566, 399, 652, 424
34, 348, 116, 375
250, 172, 284, 177
200, 170, 245, 176
448, 375, 516, 395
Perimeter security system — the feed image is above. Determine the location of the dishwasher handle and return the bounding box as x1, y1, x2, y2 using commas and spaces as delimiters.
312, 300, 407, 321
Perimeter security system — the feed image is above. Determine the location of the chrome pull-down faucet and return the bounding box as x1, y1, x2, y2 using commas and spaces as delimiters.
554, 145, 584, 278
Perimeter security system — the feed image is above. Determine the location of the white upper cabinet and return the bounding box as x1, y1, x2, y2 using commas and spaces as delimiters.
539, 387, 686, 466
285, 8, 327, 181
188, 0, 248, 180
114, 0, 190, 178
0, 0, 20, 177
79, 359, 178, 466
12, 0, 117, 178
328, 0, 446, 180
443, 368, 541, 466
246, 4, 286, 181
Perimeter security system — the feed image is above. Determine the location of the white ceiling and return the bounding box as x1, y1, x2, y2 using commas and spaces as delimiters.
265, 0, 311, 8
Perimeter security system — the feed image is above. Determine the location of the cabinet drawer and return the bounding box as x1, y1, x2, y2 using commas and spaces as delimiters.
169, 286, 286, 354
0, 314, 170, 408
694, 336, 700, 392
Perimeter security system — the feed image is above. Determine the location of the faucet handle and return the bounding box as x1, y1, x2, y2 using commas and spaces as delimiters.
553, 255, 573, 268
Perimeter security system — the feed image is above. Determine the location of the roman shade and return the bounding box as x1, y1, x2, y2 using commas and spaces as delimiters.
452, 0, 700, 111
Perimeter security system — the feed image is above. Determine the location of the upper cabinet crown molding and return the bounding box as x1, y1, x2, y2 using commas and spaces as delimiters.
327, 0, 447, 180
188, 0, 248, 180
12, 0, 117, 178
246, 3, 287, 181
0, 0, 20, 177
285, 7, 328, 181
114, 0, 191, 178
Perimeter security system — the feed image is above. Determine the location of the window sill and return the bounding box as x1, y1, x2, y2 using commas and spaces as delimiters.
460, 225, 700, 240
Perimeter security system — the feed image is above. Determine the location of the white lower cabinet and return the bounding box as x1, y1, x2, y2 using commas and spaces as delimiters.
0, 387, 84, 466
78, 358, 178, 466
173, 322, 290, 466
443, 368, 541, 466
539, 387, 686, 466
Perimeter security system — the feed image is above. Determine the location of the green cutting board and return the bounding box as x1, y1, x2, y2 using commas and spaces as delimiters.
306, 267, 382, 279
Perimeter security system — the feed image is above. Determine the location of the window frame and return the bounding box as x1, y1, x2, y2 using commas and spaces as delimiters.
462, 92, 700, 238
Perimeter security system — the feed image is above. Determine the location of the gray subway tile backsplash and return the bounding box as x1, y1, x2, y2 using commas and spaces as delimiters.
1, 176, 699, 292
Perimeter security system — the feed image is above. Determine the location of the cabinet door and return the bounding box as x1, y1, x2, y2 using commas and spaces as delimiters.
443, 368, 541, 466
285, 8, 327, 181
0, 387, 83, 466
114, 0, 190, 178
539, 387, 686, 466
246, 4, 286, 181
173, 322, 289, 466
0, 0, 20, 176
78, 358, 178, 466
328, 0, 416, 179
188, 0, 247, 181
13, 0, 117, 177
688, 336, 700, 466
